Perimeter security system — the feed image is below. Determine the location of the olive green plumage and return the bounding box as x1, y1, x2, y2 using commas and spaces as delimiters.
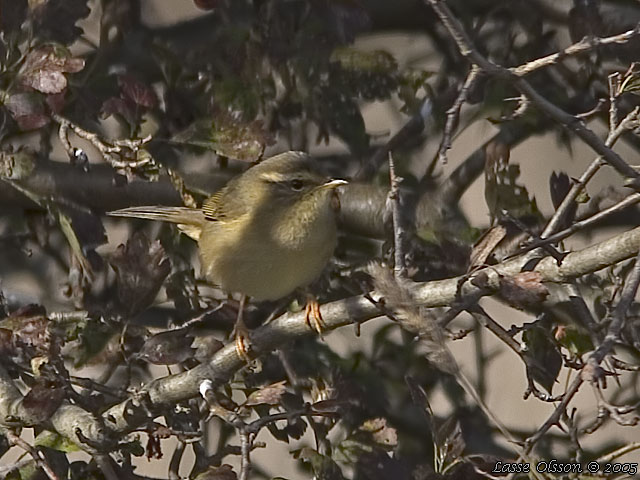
109, 151, 346, 300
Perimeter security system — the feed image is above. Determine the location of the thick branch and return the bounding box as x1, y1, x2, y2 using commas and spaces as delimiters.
0, 364, 113, 453
3, 224, 637, 452
96, 226, 640, 442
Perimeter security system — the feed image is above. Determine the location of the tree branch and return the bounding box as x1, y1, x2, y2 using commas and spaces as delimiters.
93, 226, 640, 444
425, 0, 640, 181
523, 248, 640, 453
511, 24, 640, 77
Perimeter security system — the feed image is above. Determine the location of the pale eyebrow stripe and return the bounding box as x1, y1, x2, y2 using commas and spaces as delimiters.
259, 172, 288, 183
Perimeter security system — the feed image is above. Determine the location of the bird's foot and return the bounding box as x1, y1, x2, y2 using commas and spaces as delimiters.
233, 319, 253, 363
304, 297, 325, 336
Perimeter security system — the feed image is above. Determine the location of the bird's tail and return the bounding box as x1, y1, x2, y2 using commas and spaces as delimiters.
108, 206, 205, 240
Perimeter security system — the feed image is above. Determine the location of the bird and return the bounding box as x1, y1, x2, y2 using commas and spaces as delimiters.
108, 151, 347, 360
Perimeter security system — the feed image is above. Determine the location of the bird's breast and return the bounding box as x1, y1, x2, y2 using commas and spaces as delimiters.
198, 207, 337, 300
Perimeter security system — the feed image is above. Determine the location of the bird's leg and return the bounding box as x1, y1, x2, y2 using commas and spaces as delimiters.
234, 294, 252, 363
304, 293, 326, 336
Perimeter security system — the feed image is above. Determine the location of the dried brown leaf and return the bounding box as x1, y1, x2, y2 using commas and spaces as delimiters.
19, 45, 84, 94
499, 271, 548, 308
118, 75, 158, 108
5, 92, 50, 130
138, 329, 194, 365
22, 382, 65, 423
469, 225, 506, 269
193, 336, 224, 362
109, 232, 171, 316
2, 308, 61, 359
30, 0, 91, 44
244, 380, 287, 406
101, 97, 136, 125
194, 464, 237, 480
360, 417, 398, 447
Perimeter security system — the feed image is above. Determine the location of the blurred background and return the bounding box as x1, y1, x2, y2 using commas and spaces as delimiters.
2, 0, 640, 479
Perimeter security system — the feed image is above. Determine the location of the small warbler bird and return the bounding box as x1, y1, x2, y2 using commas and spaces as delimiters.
109, 151, 347, 359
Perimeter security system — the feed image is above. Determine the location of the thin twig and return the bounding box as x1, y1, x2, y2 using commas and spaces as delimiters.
93, 454, 119, 480
5, 431, 60, 480
244, 407, 337, 435
524, 249, 640, 452
592, 384, 640, 427
0, 456, 33, 477
596, 251, 640, 360
168, 441, 185, 480
238, 429, 251, 480
522, 374, 583, 451
52, 113, 152, 169
608, 72, 621, 132
35, 226, 640, 450
388, 152, 407, 279
511, 24, 640, 77
438, 65, 481, 163
610, 357, 640, 371
576, 98, 607, 120
468, 306, 521, 354
540, 103, 640, 239
518, 193, 640, 255
355, 100, 432, 181
425, 0, 640, 181
68, 375, 127, 399
597, 442, 640, 463
515, 79, 637, 179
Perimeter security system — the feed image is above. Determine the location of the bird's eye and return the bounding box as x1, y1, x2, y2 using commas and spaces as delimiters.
290, 179, 305, 191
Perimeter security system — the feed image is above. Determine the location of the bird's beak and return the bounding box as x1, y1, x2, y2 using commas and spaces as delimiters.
320, 179, 348, 189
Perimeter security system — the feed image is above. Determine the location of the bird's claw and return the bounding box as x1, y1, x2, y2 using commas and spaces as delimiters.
234, 319, 252, 363
304, 299, 325, 336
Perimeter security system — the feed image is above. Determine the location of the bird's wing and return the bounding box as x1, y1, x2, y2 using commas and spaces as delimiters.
202, 190, 226, 221
108, 206, 205, 241
201, 178, 248, 222
108, 206, 204, 225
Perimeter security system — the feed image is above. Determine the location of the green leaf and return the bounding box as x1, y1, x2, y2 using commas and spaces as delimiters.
434, 417, 465, 472
555, 325, 594, 357
121, 440, 145, 457
57, 210, 91, 274
34, 430, 80, 453
0, 148, 37, 179
71, 318, 114, 367
16, 460, 38, 479
620, 66, 640, 96
328, 95, 368, 153
172, 114, 273, 162
295, 447, 346, 480
523, 326, 562, 393
398, 69, 433, 114
484, 141, 541, 223
330, 47, 397, 74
